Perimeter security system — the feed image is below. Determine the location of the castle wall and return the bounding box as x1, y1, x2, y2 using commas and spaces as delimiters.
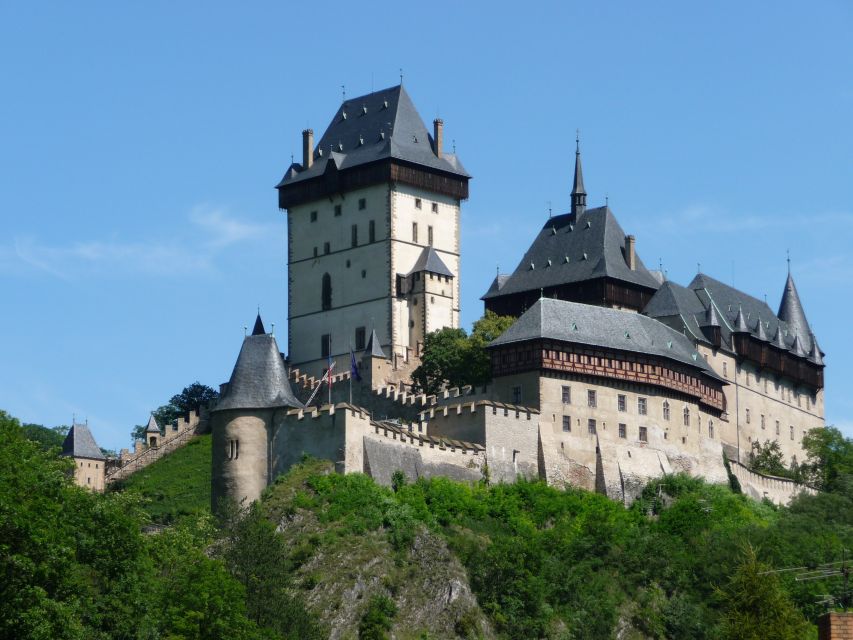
211, 409, 272, 509
728, 459, 817, 505
699, 346, 823, 466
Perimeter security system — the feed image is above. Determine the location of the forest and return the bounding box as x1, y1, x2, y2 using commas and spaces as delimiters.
3, 408, 853, 639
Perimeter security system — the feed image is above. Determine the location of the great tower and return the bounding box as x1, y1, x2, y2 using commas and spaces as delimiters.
276, 85, 470, 383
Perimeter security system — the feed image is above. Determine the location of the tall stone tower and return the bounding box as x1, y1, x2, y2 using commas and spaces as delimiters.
276, 85, 470, 384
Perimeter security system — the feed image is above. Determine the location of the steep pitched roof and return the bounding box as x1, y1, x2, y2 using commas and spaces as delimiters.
778, 272, 813, 350
482, 273, 510, 298
145, 415, 160, 433
481, 207, 660, 300
364, 329, 387, 359
489, 298, 721, 381
408, 246, 454, 277
277, 85, 468, 189
252, 313, 266, 336
214, 333, 303, 412
61, 423, 105, 460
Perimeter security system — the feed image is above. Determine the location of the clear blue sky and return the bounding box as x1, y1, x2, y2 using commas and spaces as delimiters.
1, 2, 851, 450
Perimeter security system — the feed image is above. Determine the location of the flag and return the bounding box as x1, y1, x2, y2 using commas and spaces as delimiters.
327, 353, 335, 391
350, 349, 362, 382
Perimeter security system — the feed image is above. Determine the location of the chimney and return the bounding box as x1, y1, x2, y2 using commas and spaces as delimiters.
302, 128, 314, 170
433, 118, 443, 158
625, 235, 636, 270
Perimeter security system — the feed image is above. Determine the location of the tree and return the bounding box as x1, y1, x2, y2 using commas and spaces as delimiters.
131, 381, 219, 441
717, 545, 811, 640
20, 423, 68, 451
412, 311, 515, 395
748, 440, 788, 477
800, 426, 853, 493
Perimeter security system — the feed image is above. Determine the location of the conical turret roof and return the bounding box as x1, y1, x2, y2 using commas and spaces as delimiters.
214, 329, 303, 412
778, 272, 813, 350
732, 306, 749, 333
62, 422, 105, 460
364, 329, 387, 359
145, 415, 160, 433
791, 334, 807, 358
772, 324, 787, 349
701, 302, 720, 327
808, 332, 825, 366
755, 315, 768, 341
251, 313, 266, 336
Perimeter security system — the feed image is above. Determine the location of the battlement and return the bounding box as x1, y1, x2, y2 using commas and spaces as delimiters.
420, 399, 539, 423
369, 419, 485, 455
288, 365, 352, 392
727, 459, 817, 505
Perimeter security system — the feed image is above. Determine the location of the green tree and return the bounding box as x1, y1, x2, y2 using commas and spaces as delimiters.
131, 381, 219, 441
358, 595, 397, 640
801, 426, 853, 493
717, 545, 811, 640
412, 311, 515, 395
748, 439, 788, 477
20, 423, 68, 450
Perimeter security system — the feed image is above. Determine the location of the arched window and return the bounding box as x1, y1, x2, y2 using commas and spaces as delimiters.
321, 273, 332, 310
683, 406, 690, 427
663, 401, 670, 421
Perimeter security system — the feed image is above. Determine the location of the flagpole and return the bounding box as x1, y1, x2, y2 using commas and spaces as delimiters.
328, 332, 332, 407
349, 343, 353, 405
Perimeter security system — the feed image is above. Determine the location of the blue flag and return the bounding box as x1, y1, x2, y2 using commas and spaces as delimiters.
350, 349, 362, 382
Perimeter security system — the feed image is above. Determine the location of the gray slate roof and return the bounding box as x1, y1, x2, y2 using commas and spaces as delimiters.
489, 298, 721, 381
481, 207, 661, 300
408, 246, 454, 278
277, 85, 468, 189
62, 422, 105, 460
145, 415, 160, 433
778, 273, 813, 348
364, 329, 387, 359
642, 272, 822, 363
215, 333, 304, 411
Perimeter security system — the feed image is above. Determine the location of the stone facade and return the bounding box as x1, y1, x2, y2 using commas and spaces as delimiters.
71, 456, 105, 492
819, 612, 853, 640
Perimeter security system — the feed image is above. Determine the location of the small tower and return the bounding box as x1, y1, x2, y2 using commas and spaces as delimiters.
61, 421, 106, 492
145, 415, 160, 448
778, 270, 814, 353
211, 314, 304, 510
571, 135, 587, 217
361, 328, 389, 388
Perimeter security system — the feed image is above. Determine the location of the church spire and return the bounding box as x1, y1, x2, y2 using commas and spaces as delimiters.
571, 131, 586, 217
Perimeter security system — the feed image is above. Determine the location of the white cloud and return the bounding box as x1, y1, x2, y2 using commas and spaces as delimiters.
3, 206, 275, 279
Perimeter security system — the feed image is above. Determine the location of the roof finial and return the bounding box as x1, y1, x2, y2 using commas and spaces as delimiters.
605, 193, 609, 207
540, 287, 544, 299
697, 262, 701, 274
290, 152, 294, 165
271, 323, 275, 337
786, 248, 791, 274
547, 200, 552, 218
571, 130, 586, 217
452, 139, 456, 154
496, 264, 500, 277
243, 326, 247, 337
341, 84, 346, 101
399, 68, 404, 85
576, 129, 580, 153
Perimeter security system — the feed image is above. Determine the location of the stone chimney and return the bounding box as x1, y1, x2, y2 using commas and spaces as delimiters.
302, 128, 314, 170
625, 235, 636, 270
433, 119, 443, 158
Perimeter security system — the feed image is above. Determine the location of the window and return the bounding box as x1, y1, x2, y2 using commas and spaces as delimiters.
764, 379, 769, 393
323, 241, 330, 255
746, 371, 751, 386
415, 198, 422, 209
587, 419, 597, 435
663, 400, 670, 421
512, 386, 522, 404
361, 269, 367, 279
561, 385, 571, 404
428, 225, 434, 246
683, 406, 690, 426
617, 394, 626, 412
776, 420, 780, 436
369, 220, 376, 243
321, 334, 330, 358
639, 426, 648, 442
618, 423, 626, 439
796, 391, 801, 407
431, 202, 438, 213
310, 210, 318, 222
562, 416, 571, 432
334, 204, 342, 216
790, 425, 794, 441
87, 477, 91, 484
321, 273, 332, 310
587, 390, 597, 408
761, 414, 765, 430
723, 362, 728, 378
358, 198, 366, 210
746, 409, 751, 424
412, 222, 418, 243
351, 224, 358, 247
355, 327, 366, 351
638, 397, 647, 415
228, 439, 239, 460
313, 246, 318, 258
709, 421, 714, 439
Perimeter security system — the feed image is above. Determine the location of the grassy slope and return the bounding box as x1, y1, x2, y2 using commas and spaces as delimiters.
114, 433, 211, 524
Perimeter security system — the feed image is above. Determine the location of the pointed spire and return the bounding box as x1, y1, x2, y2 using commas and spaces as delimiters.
701, 303, 720, 327
772, 324, 787, 349
808, 332, 825, 366
145, 415, 160, 433
778, 271, 813, 350
755, 315, 768, 341
571, 130, 587, 217
733, 306, 749, 333
252, 313, 266, 336
364, 329, 387, 359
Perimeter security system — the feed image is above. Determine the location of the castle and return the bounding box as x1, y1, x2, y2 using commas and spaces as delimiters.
210, 84, 824, 509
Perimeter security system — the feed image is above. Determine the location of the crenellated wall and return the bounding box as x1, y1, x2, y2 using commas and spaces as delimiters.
727, 459, 816, 505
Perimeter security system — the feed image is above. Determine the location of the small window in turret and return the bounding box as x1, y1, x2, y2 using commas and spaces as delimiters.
358, 198, 366, 210
334, 204, 342, 216
310, 210, 318, 222
431, 202, 438, 213
415, 198, 422, 209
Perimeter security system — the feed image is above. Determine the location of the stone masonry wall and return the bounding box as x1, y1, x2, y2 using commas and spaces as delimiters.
818, 612, 853, 640
728, 459, 817, 505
